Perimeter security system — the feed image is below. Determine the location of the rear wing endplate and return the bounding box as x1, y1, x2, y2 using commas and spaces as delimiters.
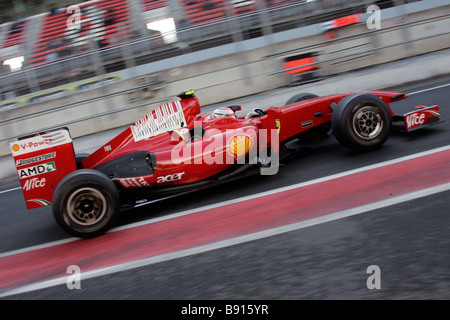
10, 127, 77, 210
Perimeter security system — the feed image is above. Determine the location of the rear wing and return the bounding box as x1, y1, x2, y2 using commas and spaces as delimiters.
10, 127, 77, 210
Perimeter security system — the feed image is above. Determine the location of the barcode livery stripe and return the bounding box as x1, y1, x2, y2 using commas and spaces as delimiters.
131, 101, 186, 142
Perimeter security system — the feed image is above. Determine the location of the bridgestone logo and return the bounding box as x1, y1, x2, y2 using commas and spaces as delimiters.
16, 152, 56, 167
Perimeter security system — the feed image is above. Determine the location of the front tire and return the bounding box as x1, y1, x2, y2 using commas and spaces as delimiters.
331, 94, 392, 151
52, 169, 119, 238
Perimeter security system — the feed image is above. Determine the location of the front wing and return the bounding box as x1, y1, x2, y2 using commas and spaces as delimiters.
399, 105, 443, 132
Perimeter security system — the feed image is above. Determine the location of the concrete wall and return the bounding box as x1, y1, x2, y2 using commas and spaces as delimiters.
0, 1, 449, 156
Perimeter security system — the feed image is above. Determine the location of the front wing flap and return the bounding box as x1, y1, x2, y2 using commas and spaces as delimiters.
397, 105, 443, 133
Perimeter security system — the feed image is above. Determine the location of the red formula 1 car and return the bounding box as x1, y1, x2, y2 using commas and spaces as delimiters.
10, 89, 443, 238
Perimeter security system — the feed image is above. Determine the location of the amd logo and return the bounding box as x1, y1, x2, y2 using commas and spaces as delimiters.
18, 162, 56, 179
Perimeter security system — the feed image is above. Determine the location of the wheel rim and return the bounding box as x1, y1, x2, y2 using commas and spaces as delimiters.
66, 187, 107, 226
352, 105, 384, 140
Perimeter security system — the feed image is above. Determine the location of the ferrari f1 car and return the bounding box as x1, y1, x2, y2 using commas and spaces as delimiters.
10, 89, 443, 238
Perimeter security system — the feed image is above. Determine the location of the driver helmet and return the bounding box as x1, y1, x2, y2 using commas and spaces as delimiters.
212, 107, 237, 119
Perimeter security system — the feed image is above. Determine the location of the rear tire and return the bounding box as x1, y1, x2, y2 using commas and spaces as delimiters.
331, 94, 392, 151
52, 169, 119, 238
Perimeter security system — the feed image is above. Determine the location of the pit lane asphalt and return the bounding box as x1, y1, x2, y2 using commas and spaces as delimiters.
1, 76, 449, 300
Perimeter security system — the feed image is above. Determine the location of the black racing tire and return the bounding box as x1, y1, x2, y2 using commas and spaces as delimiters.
52, 169, 120, 238
331, 93, 392, 152
285, 93, 319, 105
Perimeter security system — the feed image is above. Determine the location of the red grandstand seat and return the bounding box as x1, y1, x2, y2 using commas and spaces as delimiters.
31, 0, 133, 65
2, 20, 27, 48
232, 0, 256, 15
142, 0, 167, 11
183, 0, 227, 25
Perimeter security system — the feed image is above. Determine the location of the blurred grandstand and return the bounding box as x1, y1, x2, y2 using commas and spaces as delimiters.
0, 0, 421, 103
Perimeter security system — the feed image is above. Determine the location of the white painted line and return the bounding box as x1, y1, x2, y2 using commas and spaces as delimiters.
0, 187, 20, 194
0, 237, 78, 259
408, 82, 450, 95
1, 182, 449, 298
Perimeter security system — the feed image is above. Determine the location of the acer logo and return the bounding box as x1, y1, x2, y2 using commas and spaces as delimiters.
23, 178, 46, 191
406, 113, 425, 128
157, 172, 185, 184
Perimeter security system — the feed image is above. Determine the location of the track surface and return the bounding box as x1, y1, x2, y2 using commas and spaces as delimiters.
0, 77, 449, 301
